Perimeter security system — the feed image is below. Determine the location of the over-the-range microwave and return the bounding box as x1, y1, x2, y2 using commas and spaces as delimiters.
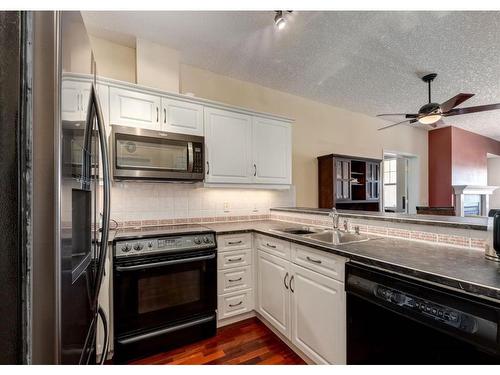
110, 125, 204, 181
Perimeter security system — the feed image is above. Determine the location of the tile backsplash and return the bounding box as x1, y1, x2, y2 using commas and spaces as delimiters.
110, 182, 295, 223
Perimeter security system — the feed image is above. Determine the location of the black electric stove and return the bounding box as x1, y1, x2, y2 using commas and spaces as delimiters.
112, 224, 217, 363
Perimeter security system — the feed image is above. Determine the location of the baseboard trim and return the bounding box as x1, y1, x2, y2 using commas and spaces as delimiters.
217, 311, 256, 328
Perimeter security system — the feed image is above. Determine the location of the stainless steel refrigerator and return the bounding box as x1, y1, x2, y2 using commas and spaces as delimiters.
55, 11, 111, 364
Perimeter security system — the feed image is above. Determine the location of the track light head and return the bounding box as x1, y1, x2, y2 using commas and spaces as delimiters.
274, 11, 292, 30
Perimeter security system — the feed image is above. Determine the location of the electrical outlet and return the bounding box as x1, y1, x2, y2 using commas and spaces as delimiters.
223, 201, 230, 212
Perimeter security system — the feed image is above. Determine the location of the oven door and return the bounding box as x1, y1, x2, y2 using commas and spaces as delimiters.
111, 125, 204, 181
113, 249, 216, 337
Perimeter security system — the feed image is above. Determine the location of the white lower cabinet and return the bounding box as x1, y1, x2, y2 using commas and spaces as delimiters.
218, 266, 253, 294
256, 239, 347, 364
290, 263, 346, 364
256, 250, 291, 339
217, 234, 254, 324
218, 289, 254, 320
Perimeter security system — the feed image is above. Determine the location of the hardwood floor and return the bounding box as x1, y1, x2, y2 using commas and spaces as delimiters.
130, 317, 306, 365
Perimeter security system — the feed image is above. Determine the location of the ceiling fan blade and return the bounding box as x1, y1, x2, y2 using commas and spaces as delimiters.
376, 113, 418, 119
444, 102, 500, 117
377, 119, 414, 131
440, 93, 475, 113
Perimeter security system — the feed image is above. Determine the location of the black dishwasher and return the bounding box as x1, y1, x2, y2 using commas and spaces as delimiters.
346, 262, 500, 364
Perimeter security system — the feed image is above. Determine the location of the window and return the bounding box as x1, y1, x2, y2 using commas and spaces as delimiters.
383, 159, 397, 208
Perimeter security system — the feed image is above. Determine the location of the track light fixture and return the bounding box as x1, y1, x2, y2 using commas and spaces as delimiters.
274, 11, 292, 30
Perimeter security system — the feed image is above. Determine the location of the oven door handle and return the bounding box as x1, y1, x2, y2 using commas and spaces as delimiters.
117, 315, 215, 345
115, 253, 216, 272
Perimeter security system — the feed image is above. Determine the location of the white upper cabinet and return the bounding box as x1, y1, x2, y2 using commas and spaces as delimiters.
109, 87, 161, 130
161, 98, 204, 136
256, 250, 291, 339
290, 263, 346, 364
61, 79, 91, 121
204, 109, 293, 185
252, 117, 292, 184
204, 107, 253, 184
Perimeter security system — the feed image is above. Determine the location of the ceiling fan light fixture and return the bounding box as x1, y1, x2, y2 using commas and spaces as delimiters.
418, 113, 442, 125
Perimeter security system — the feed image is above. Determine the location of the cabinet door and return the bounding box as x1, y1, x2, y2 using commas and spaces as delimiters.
61, 80, 89, 121
290, 263, 346, 364
335, 160, 351, 200
204, 107, 252, 183
252, 117, 292, 184
109, 87, 161, 130
161, 98, 204, 136
257, 250, 291, 339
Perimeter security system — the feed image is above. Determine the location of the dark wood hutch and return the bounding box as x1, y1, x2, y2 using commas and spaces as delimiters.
317, 153, 382, 211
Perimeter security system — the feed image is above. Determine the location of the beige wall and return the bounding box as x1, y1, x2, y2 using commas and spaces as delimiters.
89, 35, 136, 82
136, 38, 179, 92
88, 36, 429, 207
488, 157, 500, 210
180, 65, 428, 207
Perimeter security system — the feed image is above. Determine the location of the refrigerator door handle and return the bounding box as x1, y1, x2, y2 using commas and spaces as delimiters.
90, 83, 111, 302
82, 83, 111, 364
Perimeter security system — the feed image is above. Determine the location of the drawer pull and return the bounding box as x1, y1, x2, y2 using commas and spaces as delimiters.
227, 257, 243, 262
306, 256, 322, 264
290, 275, 295, 293
266, 243, 277, 249
229, 301, 243, 307
228, 277, 242, 282
228, 240, 243, 245
284, 272, 289, 289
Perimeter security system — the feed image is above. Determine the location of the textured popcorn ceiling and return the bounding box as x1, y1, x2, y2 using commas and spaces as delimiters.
83, 11, 500, 140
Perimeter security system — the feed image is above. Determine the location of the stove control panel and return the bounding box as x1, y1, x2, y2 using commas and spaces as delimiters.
115, 233, 216, 258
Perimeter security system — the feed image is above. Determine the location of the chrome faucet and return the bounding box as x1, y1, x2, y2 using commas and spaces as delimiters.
329, 207, 339, 230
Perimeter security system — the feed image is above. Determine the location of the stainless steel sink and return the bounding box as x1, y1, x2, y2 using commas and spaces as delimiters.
304, 230, 370, 245
270, 226, 370, 245
270, 226, 323, 236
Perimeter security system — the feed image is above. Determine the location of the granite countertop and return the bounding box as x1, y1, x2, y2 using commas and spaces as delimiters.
271, 207, 489, 231
107, 219, 500, 302
205, 220, 500, 302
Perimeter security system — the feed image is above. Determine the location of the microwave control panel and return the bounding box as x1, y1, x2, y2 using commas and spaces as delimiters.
192, 143, 204, 174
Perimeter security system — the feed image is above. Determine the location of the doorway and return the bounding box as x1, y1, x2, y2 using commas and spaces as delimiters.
382, 151, 419, 214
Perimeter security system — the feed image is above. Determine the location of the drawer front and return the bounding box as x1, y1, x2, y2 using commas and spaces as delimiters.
218, 249, 252, 269
291, 244, 347, 282
218, 289, 254, 320
218, 266, 253, 294
217, 233, 252, 252
255, 234, 291, 260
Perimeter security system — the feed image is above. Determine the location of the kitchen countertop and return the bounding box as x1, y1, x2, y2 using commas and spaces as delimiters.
205, 220, 500, 302
108, 219, 500, 303
271, 207, 489, 231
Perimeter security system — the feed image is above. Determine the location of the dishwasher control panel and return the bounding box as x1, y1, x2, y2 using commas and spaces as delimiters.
375, 286, 477, 333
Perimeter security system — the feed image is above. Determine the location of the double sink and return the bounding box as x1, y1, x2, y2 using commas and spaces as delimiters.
270, 226, 370, 245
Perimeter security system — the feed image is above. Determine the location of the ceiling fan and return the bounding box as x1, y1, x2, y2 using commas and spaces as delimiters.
377, 73, 500, 130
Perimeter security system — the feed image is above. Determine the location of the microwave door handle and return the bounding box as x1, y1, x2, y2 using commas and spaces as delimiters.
115, 253, 216, 272
187, 142, 194, 173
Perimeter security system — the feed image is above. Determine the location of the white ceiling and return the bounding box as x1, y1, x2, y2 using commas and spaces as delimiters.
83, 11, 500, 140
